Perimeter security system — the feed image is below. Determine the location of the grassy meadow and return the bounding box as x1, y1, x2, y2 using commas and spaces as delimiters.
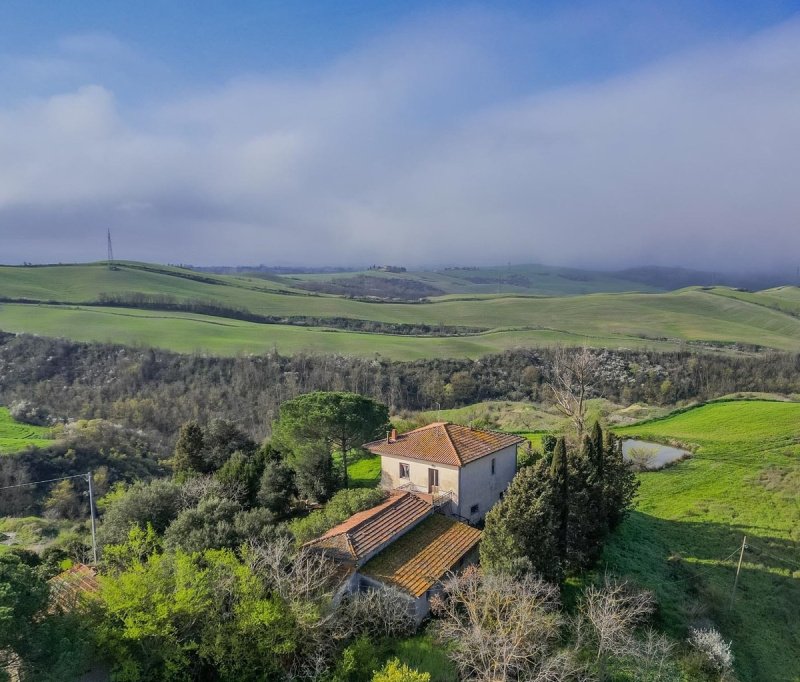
0, 407, 53, 453
607, 400, 800, 681
2, 263, 800, 358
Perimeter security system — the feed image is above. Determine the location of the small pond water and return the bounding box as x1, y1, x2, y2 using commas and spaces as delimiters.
621, 439, 690, 470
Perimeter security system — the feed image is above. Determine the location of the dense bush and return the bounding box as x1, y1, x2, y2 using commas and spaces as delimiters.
290, 488, 387, 544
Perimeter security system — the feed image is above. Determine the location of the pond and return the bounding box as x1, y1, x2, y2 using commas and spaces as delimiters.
621, 439, 690, 470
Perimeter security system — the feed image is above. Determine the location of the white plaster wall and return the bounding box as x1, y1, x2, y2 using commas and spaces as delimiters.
380, 454, 460, 500
457, 444, 517, 522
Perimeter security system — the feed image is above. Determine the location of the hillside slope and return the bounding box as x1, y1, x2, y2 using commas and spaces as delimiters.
1, 263, 800, 358
609, 401, 800, 681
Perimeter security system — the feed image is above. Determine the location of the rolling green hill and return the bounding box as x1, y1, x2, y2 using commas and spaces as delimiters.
283, 263, 664, 296
0, 407, 53, 453
608, 400, 800, 681
1, 262, 800, 358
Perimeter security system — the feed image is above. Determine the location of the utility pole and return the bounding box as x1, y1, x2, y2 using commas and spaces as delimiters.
107, 229, 114, 269
729, 535, 747, 611
86, 471, 98, 565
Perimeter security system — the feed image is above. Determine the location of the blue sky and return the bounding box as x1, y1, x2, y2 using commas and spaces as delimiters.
1, 1, 800, 267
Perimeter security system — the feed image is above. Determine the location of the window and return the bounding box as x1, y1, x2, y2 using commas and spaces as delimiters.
399, 462, 410, 479
470, 504, 479, 515
491, 458, 496, 475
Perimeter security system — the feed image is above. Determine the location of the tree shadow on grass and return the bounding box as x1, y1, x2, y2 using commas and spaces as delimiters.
603, 511, 800, 682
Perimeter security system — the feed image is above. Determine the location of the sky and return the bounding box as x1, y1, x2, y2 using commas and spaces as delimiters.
1, 0, 799, 270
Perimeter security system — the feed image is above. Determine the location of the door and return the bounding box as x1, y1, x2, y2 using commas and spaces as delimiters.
428, 467, 439, 493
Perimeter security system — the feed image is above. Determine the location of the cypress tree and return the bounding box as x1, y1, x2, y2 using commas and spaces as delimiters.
172, 421, 207, 474
481, 459, 561, 581
590, 421, 605, 478
550, 438, 569, 569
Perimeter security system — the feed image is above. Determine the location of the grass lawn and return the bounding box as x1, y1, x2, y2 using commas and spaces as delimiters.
0, 407, 53, 453
385, 631, 457, 681
606, 400, 800, 682
347, 453, 382, 488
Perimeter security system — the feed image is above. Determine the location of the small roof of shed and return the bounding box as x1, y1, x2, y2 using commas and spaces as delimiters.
360, 514, 482, 597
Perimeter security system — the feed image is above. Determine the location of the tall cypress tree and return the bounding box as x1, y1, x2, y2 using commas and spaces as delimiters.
550, 438, 569, 569
590, 421, 605, 478
172, 421, 207, 474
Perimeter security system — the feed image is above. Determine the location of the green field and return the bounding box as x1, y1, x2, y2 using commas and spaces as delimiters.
607, 400, 800, 681
284, 262, 663, 296
0, 407, 53, 453
2, 263, 800, 358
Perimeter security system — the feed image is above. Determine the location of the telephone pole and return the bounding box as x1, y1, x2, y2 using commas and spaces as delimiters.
86, 471, 98, 565
729, 535, 747, 611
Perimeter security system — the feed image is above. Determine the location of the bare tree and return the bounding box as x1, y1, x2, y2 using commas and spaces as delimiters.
431, 566, 586, 682
577, 577, 655, 678
179, 474, 247, 509
248, 536, 339, 605
547, 346, 599, 439
336, 585, 416, 639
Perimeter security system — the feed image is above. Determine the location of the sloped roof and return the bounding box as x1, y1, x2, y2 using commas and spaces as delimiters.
49, 563, 99, 610
361, 514, 482, 597
305, 491, 431, 563
364, 422, 524, 467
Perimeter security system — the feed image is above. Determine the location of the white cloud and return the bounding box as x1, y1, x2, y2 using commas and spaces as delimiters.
1, 14, 799, 269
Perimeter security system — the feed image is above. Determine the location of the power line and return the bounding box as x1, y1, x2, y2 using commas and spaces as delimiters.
0, 472, 89, 491
658, 547, 742, 585
0, 471, 99, 565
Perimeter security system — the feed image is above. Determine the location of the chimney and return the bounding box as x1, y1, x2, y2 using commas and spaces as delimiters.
390, 428, 397, 443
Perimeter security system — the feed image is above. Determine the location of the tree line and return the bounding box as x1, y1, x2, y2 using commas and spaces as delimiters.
2, 333, 798, 446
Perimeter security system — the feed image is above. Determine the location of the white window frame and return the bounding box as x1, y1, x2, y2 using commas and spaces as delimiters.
399, 462, 410, 479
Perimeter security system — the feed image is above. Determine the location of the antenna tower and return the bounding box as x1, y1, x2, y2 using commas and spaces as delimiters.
107, 229, 114, 269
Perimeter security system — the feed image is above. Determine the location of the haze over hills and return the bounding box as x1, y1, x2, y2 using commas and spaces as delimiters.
1, 260, 799, 359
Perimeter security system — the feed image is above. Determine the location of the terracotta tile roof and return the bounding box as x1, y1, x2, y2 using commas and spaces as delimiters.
49, 563, 99, 610
305, 491, 431, 564
364, 422, 524, 467
361, 514, 482, 597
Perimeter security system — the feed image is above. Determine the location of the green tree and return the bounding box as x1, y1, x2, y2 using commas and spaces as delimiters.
292, 439, 339, 502
372, 658, 431, 682
172, 420, 206, 474
258, 460, 297, 517
99, 548, 296, 681
0, 554, 92, 681
272, 392, 390, 490
43, 479, 82, 519
216, 450, 268, 506
164, 497, 244, 553
550, 438, 569, 568
98, 478, 182, 546
600, 431, 638, 530
481, 460, 561, 581
204, 419, 257, 471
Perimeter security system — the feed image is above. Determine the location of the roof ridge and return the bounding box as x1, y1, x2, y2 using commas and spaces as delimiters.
348, 491, 408, 533
442, 423, 463, 465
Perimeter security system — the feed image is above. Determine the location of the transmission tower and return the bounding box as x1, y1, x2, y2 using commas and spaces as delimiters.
107, 229, 114, 269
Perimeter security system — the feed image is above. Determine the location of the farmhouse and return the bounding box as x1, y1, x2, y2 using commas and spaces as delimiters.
305, 423, 524, 621
365, 422, 524, 524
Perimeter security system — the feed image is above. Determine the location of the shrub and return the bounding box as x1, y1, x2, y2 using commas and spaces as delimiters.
290, 488, 386, 544
687, 626, 734, 674
373, 658, 431, 682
